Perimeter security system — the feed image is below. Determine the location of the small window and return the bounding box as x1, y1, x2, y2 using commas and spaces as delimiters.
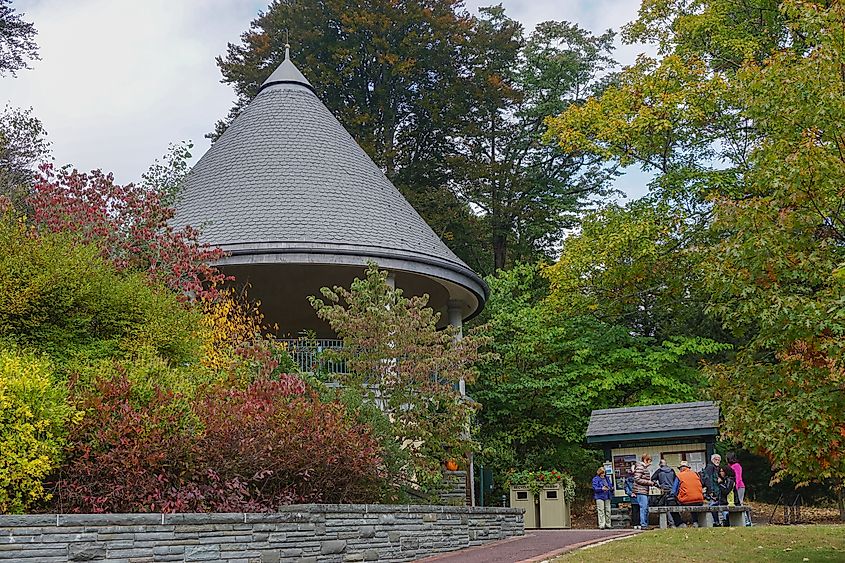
546, 490, 558, 499
516, 491, 528, 500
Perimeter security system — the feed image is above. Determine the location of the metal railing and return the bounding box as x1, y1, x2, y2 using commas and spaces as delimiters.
277, 338, 349, 374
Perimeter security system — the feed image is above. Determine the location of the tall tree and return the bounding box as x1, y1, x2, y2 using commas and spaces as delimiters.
455, 10, 616, 270
547, 0, 845, 508
472, 263, 726, 483
703, 1, 845, 511
0, 0, 38, 76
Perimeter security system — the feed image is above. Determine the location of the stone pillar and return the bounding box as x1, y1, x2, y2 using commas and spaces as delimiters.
386, 272, 396, 290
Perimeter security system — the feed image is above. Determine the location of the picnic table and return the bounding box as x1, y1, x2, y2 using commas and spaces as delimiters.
649, 505, 752, 528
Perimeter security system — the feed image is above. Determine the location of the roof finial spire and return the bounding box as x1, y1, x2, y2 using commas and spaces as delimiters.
258, 29, 313, 93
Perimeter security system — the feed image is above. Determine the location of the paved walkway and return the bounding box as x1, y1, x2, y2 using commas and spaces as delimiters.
418, 529, 640, 563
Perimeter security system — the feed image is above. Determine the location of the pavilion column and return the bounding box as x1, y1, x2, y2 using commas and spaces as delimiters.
447, 300, 464, 395
448, 299, 475, 506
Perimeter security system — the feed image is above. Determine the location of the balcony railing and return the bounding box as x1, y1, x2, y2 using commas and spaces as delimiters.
277, 338, 348, 374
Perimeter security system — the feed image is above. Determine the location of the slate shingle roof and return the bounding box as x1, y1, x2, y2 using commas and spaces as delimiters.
586, 401, 719, 440
172, 62, 473, 277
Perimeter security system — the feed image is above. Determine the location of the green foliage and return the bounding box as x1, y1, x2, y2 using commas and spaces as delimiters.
0, 348, 79, 513
545, 198, 727, 343
140, 140, 193, 207
547, 0, 845, 493
0, 0, 39, 77
0, 211, 203, 368
453, 11, 617, 270
624, 0, 790, 66
545, 52, 739, 203
505, 469, 576, 502
472, 263, 727, 484
703, 1, 845, 487
0, 104, 49, 212
311, 263, 489, 496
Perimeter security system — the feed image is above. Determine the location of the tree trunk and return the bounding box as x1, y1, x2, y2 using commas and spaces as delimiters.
838, 481, 845, 522
493, 231, 507, 271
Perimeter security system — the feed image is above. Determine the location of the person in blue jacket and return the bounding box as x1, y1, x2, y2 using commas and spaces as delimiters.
592, 466, 614, 529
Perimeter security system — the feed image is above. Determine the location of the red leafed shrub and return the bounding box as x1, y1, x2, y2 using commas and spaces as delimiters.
51, 374, 195, 513
192, 380, 384, 509
29, 164, 227, 301
51, 374, 384, 513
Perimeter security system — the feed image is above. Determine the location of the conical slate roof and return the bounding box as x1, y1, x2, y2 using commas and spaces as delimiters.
173, 52, 484, 304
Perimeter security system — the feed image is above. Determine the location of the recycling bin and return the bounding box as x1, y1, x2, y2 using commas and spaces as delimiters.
509, 486, 539, 529
539, 484, 571, 528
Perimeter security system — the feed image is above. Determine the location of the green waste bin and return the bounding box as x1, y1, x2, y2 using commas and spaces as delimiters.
538, 484, 571, 528
509, 486, 539, 529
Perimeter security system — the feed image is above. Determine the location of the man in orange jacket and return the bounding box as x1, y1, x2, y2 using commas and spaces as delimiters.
669, 460, 704, 526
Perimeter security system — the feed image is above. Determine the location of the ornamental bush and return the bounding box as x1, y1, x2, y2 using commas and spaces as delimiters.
0, 211, 203, 368
192, 379, 384, 509
52, 374, 384, 513
0, 349, 79, 513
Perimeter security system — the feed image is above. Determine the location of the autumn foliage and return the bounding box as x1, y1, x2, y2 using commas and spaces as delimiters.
29, 164, 227, 301
52, 375, 384, 513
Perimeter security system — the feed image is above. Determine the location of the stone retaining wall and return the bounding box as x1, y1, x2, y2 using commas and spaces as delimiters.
0, 504, 524, 562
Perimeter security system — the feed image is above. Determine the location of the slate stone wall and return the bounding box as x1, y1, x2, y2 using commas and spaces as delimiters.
0, 504, 523, 562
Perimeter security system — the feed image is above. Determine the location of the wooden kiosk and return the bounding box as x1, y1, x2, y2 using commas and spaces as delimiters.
586, 401, 720, 506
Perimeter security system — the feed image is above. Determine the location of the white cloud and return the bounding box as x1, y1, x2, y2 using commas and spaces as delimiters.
4, 0, 655, 197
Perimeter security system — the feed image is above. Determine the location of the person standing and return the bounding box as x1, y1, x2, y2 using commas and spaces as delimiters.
700, 453, 722, 525
728, 452, 751, 526
717, 465, 736, 525
624, 466, 640, 529
592, 467, 613, 529
633, 454, 655, 529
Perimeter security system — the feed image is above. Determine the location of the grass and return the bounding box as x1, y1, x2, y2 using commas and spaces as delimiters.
556, 525, 845, 562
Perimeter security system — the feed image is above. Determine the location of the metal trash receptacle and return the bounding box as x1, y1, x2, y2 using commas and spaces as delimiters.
538, 484, 571, 528
509, 486, 539, 529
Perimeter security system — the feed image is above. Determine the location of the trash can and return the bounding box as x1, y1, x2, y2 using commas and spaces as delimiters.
539, 484, 571, 528
509, 486, 539, 529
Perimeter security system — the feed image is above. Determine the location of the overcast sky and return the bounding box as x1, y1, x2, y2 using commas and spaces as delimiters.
4, 0, 654, 199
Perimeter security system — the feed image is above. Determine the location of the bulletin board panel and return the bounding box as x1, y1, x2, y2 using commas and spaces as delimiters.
608, 443, 707, 496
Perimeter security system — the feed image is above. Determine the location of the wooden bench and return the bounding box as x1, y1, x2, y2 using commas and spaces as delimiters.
649, 505, 752, 529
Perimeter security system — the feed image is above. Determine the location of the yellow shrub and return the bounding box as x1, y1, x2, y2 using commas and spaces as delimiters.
0, 349, 79, 513
199, 289, 267, 372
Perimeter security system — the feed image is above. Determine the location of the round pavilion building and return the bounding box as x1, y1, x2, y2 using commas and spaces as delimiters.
173, 51, 487, 339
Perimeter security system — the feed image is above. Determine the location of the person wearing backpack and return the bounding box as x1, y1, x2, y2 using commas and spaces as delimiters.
652, 459, 677, 505
624, 466, 640, 529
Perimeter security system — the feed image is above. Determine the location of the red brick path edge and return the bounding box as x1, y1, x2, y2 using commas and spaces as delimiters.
416, 529, 641, 563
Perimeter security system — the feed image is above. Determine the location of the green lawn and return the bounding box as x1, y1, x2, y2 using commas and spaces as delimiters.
557, 525, 845, 562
